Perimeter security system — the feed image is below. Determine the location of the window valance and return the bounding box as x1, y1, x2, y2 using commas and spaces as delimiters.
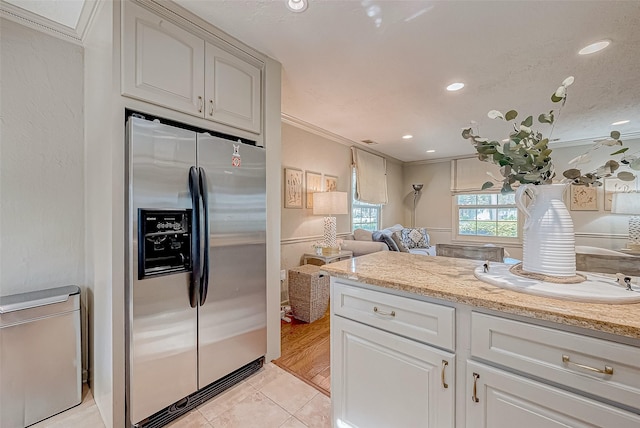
451, 157, 502, 193
352, 147, 388, 205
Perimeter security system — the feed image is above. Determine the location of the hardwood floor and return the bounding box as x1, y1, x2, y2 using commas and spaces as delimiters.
273, 307, 331, 396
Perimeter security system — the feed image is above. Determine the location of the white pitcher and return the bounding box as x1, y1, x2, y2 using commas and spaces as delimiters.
515, 183, 576, 277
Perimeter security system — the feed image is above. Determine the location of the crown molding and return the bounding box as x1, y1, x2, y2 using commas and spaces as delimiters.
281, 112, 403, 165
0, 0, 99, 45
549, 131, 640, 148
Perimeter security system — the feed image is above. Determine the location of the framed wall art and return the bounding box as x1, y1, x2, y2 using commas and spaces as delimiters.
604, 177, 637, 211
305, 171, 322, 209
284, 167, 303, 208
324, 174, 338, 192
569, 185, 598, 211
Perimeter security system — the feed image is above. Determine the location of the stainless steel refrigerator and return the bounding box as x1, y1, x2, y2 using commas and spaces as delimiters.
125, 113, 266, 427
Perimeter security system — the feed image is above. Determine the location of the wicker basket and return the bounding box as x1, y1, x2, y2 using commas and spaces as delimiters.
288, 264, 330, 323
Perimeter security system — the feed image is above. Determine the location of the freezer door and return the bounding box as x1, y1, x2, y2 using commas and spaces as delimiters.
127, 117, 198, 424
197, 134, 266, 388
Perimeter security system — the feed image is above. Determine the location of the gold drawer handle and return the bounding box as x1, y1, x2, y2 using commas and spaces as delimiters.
441, 360, 449, 389
373, 306, 395, 317
562, 354, 613, 375
472, 372, 480, 403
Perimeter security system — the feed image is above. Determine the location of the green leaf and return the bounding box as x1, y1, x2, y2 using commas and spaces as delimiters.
534, 138, 549, 150
605, 160, 620, 172
481, 181, 494, 190
521, 116, 533, 127
610, 131, 621, 140
617, 171, 636, 181
610, 147, 629, 156
563, 169, 581, 179
505, 110, 518, 121
551, 93, 563, 103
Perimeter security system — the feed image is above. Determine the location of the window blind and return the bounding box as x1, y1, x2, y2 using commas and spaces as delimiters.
451, 158, 503, 193
352, 147, 388, 205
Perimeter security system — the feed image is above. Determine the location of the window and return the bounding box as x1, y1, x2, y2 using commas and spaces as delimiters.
455, 193, 519, 240
352, 169, 380, 231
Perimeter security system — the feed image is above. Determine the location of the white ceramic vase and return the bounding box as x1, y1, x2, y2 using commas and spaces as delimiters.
515, 183, 576, 277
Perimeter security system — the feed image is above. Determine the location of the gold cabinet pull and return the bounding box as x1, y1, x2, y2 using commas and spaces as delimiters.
441, 360, 449, 389
197, 96, 203, 113
562, 355, 613, 375
472, 372, 480, 403
373, 306, 395, 317
208, 99, 214, 116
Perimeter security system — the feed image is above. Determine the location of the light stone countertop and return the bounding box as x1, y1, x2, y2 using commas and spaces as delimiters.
321, 251, 640, 340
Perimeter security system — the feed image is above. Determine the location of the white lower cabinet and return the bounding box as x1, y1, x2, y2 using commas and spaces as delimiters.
330, 280, 640, 428
332, 315, 455, 428
466, 361, 640, 428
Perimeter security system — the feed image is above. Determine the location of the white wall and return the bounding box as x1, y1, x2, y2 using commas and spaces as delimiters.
0, 18, 84, 295
280, 123, 404, 301
0, 17, 88, 376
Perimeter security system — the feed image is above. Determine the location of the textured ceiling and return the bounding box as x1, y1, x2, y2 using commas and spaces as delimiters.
175, 0, 640, 162
9, 0, 639, 162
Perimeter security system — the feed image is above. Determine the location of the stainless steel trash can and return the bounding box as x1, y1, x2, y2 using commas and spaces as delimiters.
0, 285, 81, 427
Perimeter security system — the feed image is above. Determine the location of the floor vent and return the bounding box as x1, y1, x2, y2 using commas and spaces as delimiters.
134, 357, 265, 428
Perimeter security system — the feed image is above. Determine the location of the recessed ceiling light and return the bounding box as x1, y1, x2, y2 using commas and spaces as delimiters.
578, 40, 611, 55
426, 149, 436, 153
402, 134, 413, 140
446, 82, 465, 91
286, 0, 307, 13
612, 120, 630, 126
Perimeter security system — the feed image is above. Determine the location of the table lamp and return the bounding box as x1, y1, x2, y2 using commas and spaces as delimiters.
612, 192, 640, 251
313, 191, 348, 253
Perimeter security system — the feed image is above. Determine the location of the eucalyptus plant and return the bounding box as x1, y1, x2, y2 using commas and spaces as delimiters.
462, 77, 637, 193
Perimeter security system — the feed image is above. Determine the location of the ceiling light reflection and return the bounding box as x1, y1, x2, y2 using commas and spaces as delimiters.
578, 40, 610, 55
286, 0, 307, 13
612, 120, 630, 126
402, 134, 413, 139
446, 82, 464, 91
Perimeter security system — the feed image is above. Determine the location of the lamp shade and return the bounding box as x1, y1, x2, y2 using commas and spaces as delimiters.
313, 191, 348, 215
612, 192, 640, 215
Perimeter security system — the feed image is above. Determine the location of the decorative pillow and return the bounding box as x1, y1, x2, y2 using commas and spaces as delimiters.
379, 234, 399, 251
353, 228, 374, 241
391, 231, 409, 252
398, 228, 430, 249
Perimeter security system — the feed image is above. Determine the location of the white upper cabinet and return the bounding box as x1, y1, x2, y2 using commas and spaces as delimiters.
122, 2, 263, 134
122, 1, 205, 117
205, 43, 261, 134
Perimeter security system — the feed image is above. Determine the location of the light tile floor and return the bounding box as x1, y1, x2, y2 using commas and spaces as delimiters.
33, 363, 331, 428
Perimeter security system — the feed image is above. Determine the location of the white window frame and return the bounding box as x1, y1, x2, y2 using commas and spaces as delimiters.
452, 191, 522, 244
351, 168, 381, 231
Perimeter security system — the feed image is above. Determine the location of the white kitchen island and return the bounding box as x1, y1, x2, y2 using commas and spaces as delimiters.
321, 252, 640, 428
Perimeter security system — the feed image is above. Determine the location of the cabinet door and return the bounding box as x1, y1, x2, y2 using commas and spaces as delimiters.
466, 361, 640, 428
122, 1, 205, 116
205, 43, 262, 134
332, 315, 454, 428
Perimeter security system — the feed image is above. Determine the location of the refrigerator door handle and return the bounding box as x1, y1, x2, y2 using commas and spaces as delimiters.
188, 166, 201, 308
198, 167, 210, 306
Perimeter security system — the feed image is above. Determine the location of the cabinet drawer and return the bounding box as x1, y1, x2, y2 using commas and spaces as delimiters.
471, 312, 640, 411
332, 281, 455, 351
